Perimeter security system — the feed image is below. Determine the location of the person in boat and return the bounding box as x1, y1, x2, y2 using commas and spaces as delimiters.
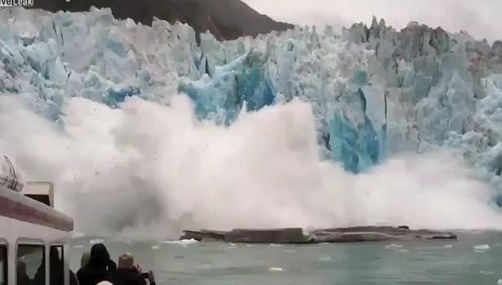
70, 270, 79, 285
111, 253, 156, 285
32, 248, 60, 285
17, 261, 32, 285
80, 251, 90, 268
76, 244, 117, 285
31, 247, 79, 285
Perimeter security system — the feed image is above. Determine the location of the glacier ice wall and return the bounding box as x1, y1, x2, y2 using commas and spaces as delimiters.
0, 9, 502, 234
1, 10, 501, 188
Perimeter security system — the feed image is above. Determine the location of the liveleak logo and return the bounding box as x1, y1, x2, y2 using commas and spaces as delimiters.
0, 0, 34, 7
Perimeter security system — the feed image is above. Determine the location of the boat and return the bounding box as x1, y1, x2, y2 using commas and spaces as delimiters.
0, 155, 73, 285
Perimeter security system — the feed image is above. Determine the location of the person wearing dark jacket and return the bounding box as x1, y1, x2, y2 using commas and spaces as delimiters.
80, 252, 90, 269
77, 244, 117, 285
30, 248, 78, 285
17, 261, 32, 285
111, 253, 156, 285
33, 247, 64, 285
70, 270, 79, 285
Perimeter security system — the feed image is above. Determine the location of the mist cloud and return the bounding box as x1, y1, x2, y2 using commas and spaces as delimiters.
0, 95, 501, 239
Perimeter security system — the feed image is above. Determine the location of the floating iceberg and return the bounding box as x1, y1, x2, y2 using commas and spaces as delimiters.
0, 9, 502, 204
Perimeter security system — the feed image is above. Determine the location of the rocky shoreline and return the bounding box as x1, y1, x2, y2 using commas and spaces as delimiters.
180, 226, 458, 244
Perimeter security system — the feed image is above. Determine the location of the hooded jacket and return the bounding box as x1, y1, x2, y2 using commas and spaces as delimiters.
77, 244, 116, 285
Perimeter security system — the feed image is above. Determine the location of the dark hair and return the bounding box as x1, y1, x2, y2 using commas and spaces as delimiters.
88, 243, 111, 268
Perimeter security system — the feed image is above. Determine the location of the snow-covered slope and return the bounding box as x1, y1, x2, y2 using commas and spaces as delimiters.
1, 8, 501, 235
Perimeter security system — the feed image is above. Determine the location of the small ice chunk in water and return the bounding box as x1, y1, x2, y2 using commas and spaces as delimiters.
180, 239, 199, 245
385, 244, 403, 249
151, 245, 160, 250
161, 239, 198, 245
497, 279, 502, 285
223, 243, 237, 250
444, 244, 453, 248
473, 244, 490, 252
90, 239, 105, 244
318, 256, 334, 262
159, 239, 199, 247
269, 267, 284, 272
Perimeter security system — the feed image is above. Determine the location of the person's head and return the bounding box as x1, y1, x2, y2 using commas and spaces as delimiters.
80, 251, 90, 268
118, 253, 134, 269
88, 243, 110, 268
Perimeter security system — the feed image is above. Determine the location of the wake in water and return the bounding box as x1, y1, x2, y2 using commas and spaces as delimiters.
0, 95, 500, 239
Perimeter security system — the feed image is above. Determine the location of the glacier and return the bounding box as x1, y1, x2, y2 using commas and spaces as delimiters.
0, 8, 502, 234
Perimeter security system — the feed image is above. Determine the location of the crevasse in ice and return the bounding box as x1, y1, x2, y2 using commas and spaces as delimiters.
1, 9, 502, 201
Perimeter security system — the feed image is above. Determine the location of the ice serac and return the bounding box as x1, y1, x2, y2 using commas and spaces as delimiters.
1, 10, 502, 202
343, 18, 502, 197
178, 50, 276, 125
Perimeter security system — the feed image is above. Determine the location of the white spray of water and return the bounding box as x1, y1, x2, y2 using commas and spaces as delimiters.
0, 95, 500, 239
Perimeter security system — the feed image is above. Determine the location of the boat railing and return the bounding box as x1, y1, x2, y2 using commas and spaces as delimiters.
0, 155, 23, 192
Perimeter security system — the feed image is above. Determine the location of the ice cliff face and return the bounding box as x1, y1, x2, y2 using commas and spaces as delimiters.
1, 9, 502, 203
